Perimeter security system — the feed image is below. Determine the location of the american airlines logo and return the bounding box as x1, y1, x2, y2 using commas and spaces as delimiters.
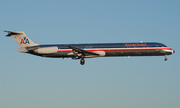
125, 43, 147, 46
20, 37, 30, 44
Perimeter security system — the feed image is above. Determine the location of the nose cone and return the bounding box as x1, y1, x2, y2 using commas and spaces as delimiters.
173, 50, 175, 54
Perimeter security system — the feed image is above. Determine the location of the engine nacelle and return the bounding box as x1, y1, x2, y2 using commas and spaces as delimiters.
34, 47, 58, 54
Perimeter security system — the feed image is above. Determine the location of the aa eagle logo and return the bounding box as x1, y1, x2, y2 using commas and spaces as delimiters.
20, 37, 30, 44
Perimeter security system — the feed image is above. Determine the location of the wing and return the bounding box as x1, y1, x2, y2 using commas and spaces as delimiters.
66, 45, 99, 57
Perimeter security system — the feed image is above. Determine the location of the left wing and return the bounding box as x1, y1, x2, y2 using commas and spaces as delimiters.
66, 45, 99, 58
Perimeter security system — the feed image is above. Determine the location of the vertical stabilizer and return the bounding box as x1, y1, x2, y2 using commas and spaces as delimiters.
5, 31, 39, 47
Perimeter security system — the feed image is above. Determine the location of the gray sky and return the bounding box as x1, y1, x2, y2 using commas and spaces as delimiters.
0, 0, 179, 108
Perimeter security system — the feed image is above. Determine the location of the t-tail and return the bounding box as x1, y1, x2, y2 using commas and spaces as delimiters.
4, 31, 39, 47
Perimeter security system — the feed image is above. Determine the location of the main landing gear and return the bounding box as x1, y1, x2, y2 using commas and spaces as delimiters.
80, 58, 85, 65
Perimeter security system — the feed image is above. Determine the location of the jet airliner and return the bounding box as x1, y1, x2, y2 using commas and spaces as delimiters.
5, 31, 175, 65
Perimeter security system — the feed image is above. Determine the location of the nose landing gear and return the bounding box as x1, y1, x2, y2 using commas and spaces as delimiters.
164, 55, 167, 61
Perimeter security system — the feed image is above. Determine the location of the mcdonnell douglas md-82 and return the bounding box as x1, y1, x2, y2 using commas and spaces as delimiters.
5, 31, 175, 65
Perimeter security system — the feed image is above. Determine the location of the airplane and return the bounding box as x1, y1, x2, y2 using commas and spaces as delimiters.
4, 31, 175, 65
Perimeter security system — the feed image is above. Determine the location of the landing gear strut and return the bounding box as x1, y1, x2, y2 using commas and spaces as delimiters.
80, 58, 85, 65
164, 55, 167, 61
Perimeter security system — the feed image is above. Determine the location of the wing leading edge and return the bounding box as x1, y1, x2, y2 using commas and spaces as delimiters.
66, 45, 99, 58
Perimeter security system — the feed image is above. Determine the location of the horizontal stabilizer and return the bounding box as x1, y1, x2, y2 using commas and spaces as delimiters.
4, 30, 22, 37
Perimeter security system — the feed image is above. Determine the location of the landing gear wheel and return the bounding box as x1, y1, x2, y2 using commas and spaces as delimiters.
164, 55, 167, 61
80, 58, 85, 65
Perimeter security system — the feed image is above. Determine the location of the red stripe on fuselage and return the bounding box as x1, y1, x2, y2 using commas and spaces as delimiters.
58, 48, 173, 52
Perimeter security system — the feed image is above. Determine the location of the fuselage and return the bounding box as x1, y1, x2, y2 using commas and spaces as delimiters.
27, 42, 175, 58
5, 31, 175, 65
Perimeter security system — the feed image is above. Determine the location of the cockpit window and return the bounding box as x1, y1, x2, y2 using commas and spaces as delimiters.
161, 44, 167, 47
